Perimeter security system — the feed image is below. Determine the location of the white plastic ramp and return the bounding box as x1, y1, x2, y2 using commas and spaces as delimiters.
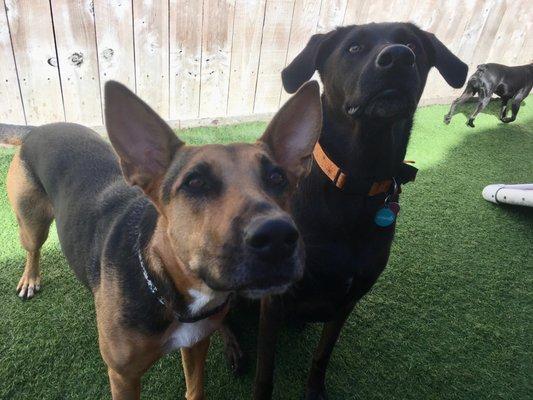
482, 184, 533, 207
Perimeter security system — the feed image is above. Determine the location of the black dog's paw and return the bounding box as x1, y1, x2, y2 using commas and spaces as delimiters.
304, 388, 328, 400
443, 115, 451, 125
466, 119, 475, 128
501, 117, 514, 123
222, 333, 247, 376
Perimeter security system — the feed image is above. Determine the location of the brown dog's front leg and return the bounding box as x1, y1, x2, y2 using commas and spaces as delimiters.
253, 295, 283, 400
181, 337, 211, 400
305, 304, 354, 400
108, 368, 141, 400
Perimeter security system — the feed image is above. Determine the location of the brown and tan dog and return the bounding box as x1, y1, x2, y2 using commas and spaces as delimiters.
1, 80, 321, 399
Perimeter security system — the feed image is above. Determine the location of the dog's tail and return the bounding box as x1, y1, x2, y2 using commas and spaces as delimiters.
0, 124, 34, 146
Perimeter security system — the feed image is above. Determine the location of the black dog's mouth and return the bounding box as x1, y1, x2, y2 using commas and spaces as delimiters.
346, 88, 416, 119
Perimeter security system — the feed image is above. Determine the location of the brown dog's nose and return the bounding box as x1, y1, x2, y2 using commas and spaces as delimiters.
245, 218, 299, 263
376, 45, 415, 69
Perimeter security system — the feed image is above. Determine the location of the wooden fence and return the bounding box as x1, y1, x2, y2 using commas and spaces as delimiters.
0, 0, 531, 129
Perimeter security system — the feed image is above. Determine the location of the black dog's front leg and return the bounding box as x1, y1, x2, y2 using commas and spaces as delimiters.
304, 302, 355, 400
253, 295, 283, 400
219, 320, 246, 375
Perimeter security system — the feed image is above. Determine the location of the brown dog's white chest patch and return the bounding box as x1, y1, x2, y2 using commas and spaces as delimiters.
164, 319, 218, 352
163, 288, 228, 351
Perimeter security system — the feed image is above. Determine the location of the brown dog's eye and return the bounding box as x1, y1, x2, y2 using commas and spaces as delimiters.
266, 170, 286, 188
187, 177, 205, 189
179, 165, 221, 198
406, 43, 416, 52
348, 44, 362, 54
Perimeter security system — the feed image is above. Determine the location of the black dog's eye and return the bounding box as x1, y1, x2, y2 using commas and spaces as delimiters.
406, 43, 416, 52
348, 44, 363, 54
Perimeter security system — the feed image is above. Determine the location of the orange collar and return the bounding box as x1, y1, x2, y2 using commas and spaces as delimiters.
312, 142, 393, 196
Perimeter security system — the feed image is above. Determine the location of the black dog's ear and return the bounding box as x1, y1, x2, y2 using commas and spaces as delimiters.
421, 31, 468, 88
282, 29, 341, 94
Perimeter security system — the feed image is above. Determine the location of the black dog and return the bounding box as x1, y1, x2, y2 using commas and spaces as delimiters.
221, 22, 468, 400
444, 62, 533, 127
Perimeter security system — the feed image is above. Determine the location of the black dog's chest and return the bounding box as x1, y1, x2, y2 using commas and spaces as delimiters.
289, 200, 396, 321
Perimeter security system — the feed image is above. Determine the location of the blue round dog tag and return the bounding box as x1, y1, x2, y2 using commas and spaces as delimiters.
374, 207, 396, 227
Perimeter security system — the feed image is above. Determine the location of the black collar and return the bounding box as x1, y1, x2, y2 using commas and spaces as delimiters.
135, 232, 231, 323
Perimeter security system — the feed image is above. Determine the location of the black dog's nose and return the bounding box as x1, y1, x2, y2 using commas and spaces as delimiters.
245, 218, 299, 262
376, 45, 415, 69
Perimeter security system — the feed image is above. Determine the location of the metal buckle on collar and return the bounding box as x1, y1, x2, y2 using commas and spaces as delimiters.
388, 178, 398, 200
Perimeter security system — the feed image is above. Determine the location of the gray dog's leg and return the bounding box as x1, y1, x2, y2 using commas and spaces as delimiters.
466, 88, 492, 128
499, 98, 510, 121
444, 87, 475, 124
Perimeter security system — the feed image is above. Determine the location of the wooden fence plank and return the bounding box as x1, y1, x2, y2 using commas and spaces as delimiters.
50, 0, 102, 126
0, 2, 25, 124
133, 0, 169, 119
516, 4, 532, 65
421, 0, 477, 102
470, 0, 506, 67
487, 0, 528, 65
343, 0, 368, 25
93, 0, 136, 96
5, 0, 64, 124
226, 0, 266, 116
317, 0, 347, 33
254, 0, 295, 114
279, 0, 321, 104
199, 0, 236, 119
169, 0, 203, 120
456, 0, 495, 65
344, 0, 416, 25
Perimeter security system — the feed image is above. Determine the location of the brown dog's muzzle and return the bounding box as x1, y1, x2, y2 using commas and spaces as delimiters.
244, 216, 299, 264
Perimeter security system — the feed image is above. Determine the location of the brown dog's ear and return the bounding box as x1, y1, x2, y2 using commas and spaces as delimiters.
420, 30, 468, 88
259, 81, 322, 178
104, 81, 183, 196
282, 29, 343, 94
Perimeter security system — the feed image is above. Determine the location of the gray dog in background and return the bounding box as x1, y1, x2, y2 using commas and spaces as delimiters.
444, 63, 533, 127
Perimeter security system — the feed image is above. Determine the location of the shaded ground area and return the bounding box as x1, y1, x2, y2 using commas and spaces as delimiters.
0, 100, 531, 399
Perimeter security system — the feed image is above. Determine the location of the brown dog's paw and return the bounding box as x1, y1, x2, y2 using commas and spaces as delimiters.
16, 273, 41, 300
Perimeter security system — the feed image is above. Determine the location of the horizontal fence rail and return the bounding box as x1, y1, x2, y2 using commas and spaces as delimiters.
0, 0, 531, 129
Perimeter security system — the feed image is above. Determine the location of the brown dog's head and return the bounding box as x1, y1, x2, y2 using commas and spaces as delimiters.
282, 22, 468, 121
104, 81, 321, 299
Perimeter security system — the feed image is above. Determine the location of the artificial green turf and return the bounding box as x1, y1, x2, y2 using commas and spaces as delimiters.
0, 100, 531, 399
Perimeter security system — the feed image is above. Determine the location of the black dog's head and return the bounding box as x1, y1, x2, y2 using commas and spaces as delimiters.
282, 22, 468, 121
